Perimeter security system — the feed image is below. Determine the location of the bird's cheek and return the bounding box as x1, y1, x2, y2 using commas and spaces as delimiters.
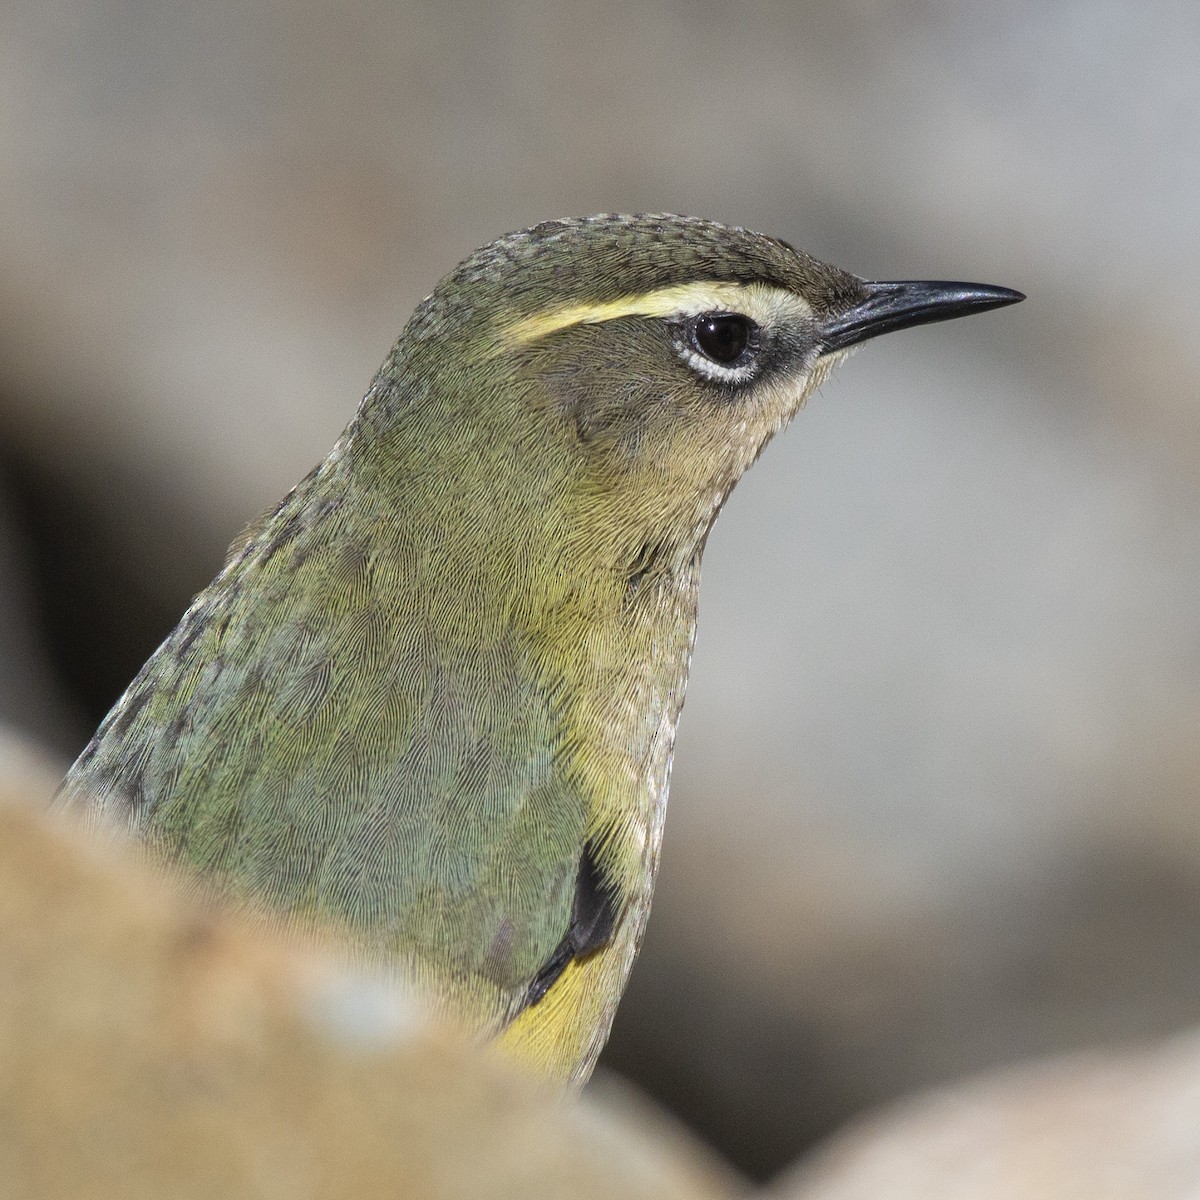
526, 366, 645, 466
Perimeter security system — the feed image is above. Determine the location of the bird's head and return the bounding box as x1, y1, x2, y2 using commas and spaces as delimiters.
362, 215, 1021, 583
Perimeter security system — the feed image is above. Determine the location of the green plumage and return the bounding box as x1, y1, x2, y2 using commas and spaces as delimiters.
57, 214, 1021, 1084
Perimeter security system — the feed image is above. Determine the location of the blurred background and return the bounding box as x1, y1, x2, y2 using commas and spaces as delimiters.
2, 0, 1198, 1184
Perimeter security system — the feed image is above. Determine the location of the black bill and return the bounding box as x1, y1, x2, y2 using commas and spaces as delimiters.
820, 280, 1025, 354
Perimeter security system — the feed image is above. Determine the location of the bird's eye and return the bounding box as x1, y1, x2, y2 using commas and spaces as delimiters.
671, 310, 763, 385
691, 312, 755, 366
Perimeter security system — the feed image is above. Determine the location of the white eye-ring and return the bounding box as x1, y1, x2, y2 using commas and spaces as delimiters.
674, 311, 762, 383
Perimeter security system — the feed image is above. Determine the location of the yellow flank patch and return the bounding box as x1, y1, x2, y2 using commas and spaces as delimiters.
494, 952, 614, 1088
497, 281, 812, 348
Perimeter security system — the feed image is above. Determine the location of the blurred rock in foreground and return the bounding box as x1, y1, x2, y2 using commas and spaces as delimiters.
0, 743, 735, 1200
768, 1033, 1200, 1200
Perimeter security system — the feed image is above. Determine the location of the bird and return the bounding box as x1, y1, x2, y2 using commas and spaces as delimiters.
56, 214, 1023, 1087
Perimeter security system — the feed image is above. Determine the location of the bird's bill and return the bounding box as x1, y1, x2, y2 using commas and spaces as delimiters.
819, 280, 1025, 354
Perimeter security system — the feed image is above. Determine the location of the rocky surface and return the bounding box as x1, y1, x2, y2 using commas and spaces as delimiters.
769, 1034, 1200, 1199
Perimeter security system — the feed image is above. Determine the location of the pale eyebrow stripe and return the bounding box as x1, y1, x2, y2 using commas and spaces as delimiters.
496, 282, 810, 348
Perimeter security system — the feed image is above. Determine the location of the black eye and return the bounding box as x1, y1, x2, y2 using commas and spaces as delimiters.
691, 312, 755, 366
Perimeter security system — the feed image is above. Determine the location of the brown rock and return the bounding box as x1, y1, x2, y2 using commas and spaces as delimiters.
768, 1035, 1200, 1199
